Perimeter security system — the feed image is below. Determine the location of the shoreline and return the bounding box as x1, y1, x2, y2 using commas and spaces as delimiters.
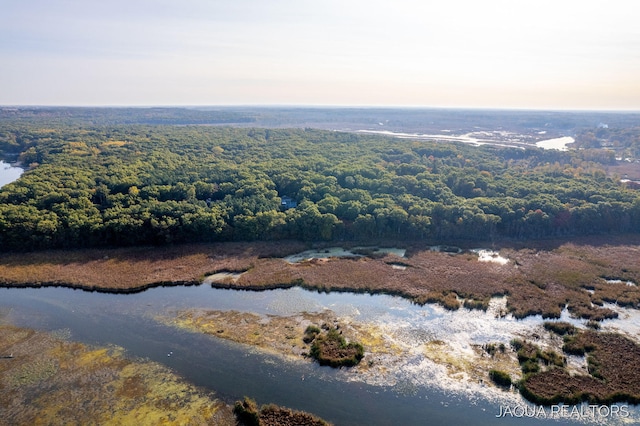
0, 236, 639, 320
3, 237, 640, 412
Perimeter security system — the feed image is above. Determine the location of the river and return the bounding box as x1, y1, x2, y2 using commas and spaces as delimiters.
1, 284, 636, 425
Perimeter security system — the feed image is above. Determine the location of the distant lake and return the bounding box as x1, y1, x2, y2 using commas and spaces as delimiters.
0, 160, 23, 187
535, 136, 575, 151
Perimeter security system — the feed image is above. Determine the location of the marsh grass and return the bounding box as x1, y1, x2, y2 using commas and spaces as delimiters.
489, 369, 512, 388
463, 297, 490, 311
511, 338, 565, 376
307, 326, 364, 368
234, 397, 260, 426
303, 325, 321, 344
520, 330, 640, 405
1, 238, 639, 321
234, 396, 331, 426
543, 321, 576, 336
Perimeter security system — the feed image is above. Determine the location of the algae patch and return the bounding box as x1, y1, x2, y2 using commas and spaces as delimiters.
164, 309, 349, 360
161, 308, 401, 374
0, 324, 235, 426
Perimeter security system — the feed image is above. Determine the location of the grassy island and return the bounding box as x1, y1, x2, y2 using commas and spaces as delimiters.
306, 325, 365, 367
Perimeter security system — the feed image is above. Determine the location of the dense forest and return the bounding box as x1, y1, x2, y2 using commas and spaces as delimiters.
574, 125, 640, 158
1, 112, 640, 251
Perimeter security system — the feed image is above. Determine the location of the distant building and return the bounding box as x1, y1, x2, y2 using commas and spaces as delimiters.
280, 196, 297, 210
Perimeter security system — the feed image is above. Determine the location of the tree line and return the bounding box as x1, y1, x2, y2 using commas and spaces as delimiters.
1, 122, 639, 251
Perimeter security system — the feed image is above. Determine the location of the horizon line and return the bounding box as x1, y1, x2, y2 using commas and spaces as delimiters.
3, 104, 640, 113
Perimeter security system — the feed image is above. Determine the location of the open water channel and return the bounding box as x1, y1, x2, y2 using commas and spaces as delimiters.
1, 284, 638, 425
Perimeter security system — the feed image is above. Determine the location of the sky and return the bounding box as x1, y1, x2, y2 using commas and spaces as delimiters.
2, 0, 639, 110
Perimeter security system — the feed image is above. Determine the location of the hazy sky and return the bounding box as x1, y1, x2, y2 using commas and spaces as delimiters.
2, 0, 639, 109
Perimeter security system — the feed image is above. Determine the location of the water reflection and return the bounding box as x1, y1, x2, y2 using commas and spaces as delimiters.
0, 160, 23, 187
1, 285, 637, 425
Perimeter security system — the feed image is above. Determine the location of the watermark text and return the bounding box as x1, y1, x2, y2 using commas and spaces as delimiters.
496, 404, 630, 419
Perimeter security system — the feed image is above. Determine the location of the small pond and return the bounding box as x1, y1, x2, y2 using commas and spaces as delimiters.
2, 284, 638, 425
0, 160, 23, 187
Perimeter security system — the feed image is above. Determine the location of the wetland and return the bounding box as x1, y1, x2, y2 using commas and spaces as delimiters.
2, 238, 640, 425
2, 108, 640, 423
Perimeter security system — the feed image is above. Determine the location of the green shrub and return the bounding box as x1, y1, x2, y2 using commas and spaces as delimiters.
543, 321, 576, 336
309, 327, 364, 367
303, 325, 321, 343
484, 343, 497, 357
516, 342, 539, 363
521, 359, 540, 374
562, 334, 592, 356
233, 397, 260, 426
538, 350, 565, 367
489, 369, 512, 388
510, 338, 524, 351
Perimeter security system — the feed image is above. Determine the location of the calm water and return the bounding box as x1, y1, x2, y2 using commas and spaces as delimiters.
1, 284, 626, 425
535, 136, 576, 151
0, 160, 23, 187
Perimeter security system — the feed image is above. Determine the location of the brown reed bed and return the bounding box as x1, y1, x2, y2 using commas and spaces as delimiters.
520, 330, 640, 405
234, 396, 331, 426
0, 241, 306, 292
0, 237, 639, 320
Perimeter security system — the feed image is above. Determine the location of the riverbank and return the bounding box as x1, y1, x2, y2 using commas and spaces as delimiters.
0, 321, 335, 426
3, 239, 640, 420
0, 324, 236, 425
1, 237, 638, 321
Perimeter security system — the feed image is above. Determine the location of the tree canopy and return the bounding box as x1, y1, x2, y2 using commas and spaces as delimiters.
1, 117, 639, 251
